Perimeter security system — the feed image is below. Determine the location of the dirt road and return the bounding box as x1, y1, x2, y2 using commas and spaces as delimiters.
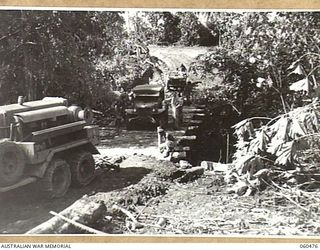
149, 45, 210, 70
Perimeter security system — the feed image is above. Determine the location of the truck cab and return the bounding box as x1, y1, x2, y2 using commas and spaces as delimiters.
166, 70, 187, 93
125, 84, 168, 129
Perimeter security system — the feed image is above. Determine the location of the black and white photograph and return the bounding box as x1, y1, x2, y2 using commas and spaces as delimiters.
0, 8, 319, 237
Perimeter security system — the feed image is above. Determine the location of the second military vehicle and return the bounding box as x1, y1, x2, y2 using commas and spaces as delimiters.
166, 65, 188, 93
125, 84, 168, 129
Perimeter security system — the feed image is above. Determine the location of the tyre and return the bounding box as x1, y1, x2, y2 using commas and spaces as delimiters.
68, 151, 95, 187
41, 158, 71, 199
0, 140, 26, 186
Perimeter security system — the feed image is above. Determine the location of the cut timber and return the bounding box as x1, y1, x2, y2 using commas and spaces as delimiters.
177, 135, 197, 146
26, 198, 106, 234
185, 130, 197, 136
171, 151, 187, 162
189, 120, 203, 126
192, 113, 206, 120
178, 135, 197, 140
177, 166, 205, 183
187, 126, 199, 130
185, 126, 199, 136
179, 160, 192, 169
174, 146, 191, 152
185, 166, 205, 173
185, 108, 205, 113
195, 104, 206, 109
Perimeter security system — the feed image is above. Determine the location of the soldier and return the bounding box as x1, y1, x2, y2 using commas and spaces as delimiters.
171, 92, 184, 129
183, 81, 192, 104
158, 129, 176, 158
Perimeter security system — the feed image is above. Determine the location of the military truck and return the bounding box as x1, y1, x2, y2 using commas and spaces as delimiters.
0, 97, 99, 198
125, 84, 168, 128
166, 70, 187, 93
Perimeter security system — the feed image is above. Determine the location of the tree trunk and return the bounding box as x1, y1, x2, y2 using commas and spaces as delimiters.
26, 198, 107, 234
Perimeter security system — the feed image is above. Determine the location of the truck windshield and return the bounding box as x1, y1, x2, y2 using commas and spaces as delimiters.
134, 96, 159, 108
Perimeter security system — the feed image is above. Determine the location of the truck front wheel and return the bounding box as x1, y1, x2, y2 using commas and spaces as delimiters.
69, 151, 96, 187
41, 159, 71, 199
0, 140, 26, 187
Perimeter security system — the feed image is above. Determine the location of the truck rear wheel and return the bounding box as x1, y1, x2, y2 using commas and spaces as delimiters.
69, 151, 95, 187
0, 140, 26, 186
41, 159, 71, 199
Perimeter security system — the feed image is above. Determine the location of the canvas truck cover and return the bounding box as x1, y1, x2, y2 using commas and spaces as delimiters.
132, 84, 164, 97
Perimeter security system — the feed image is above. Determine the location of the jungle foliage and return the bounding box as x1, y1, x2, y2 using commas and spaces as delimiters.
198, 12, 320, 118
0, 10, 154, 111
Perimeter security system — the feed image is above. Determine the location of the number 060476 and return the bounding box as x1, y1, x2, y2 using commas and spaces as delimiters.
300, 244, 319, 248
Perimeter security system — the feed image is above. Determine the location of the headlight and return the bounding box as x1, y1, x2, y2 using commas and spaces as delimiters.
152, 108, 157, 112
133, 108, 137, 112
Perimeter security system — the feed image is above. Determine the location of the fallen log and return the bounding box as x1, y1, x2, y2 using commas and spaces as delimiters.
177, 166, 205, 183
26, 198, 107, 234
49, 211, 105, 234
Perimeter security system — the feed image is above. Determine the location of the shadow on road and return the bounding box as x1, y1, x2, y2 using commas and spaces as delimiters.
0, 167, 151, 234
100, 128, 158, 148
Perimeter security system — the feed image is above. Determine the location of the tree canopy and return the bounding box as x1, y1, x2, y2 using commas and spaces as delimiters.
199, 12, 320, 118
0, 10, 127, 108
1, 10, 319, 120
